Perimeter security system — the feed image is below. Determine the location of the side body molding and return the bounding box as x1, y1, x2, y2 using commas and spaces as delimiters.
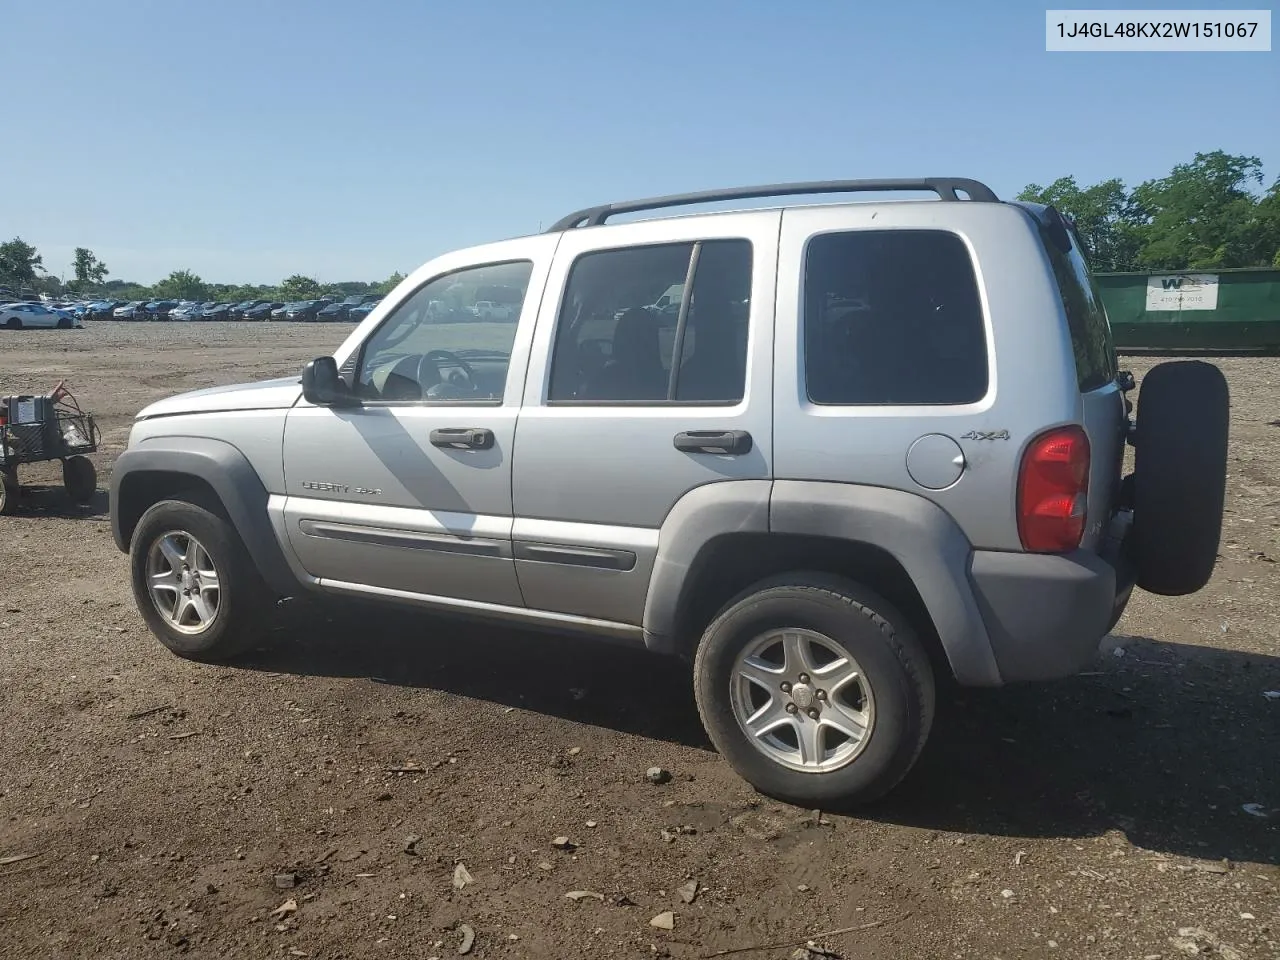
769, 481, 1002, 686
109, 436, 302, 598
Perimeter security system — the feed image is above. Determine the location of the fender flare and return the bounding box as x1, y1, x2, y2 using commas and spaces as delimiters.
642, 479, 1003, 687
642, 480, 772, 652
108, 436, 299, 597
769, 481, 1001, 686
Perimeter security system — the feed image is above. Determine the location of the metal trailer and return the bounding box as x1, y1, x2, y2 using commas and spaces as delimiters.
0, 381, 100, 515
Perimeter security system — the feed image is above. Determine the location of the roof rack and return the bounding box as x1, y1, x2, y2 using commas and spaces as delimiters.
546, 177, 999, 232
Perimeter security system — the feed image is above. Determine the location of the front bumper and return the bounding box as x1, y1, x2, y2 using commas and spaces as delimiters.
970, 548, 1119, 683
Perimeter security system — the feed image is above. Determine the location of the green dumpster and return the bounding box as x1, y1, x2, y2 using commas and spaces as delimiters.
1094, 268, 1280, 353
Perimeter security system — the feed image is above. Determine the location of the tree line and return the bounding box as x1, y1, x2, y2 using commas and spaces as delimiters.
3, 149, 1277, 299
1018, 150, 1280, 272
0, 241, 405, 304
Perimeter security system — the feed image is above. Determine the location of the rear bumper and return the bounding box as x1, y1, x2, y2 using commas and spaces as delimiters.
970, 548, 1118, 683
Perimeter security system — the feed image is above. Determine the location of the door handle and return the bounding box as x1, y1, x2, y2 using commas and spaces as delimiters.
430, 427, 494, 450
673, 430, 752, 455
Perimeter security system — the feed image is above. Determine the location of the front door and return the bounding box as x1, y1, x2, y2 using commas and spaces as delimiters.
280, 236, 557, 607
511, 211, 779, 625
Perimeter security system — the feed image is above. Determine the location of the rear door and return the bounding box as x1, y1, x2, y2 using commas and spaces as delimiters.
511, 211, 779, 625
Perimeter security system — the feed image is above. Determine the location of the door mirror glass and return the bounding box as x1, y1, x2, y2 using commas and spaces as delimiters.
301, 356, 356, 407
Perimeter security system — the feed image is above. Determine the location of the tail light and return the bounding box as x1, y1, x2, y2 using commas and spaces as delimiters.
1017, 425, 1090, 552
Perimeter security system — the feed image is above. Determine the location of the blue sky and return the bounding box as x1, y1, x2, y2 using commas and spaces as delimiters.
6, 0, 1277, 285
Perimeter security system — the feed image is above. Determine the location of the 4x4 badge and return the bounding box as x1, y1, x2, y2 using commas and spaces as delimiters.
960, 429, 1010, 441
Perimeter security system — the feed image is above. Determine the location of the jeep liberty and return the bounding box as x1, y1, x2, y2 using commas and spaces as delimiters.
110, 178, 1229, 805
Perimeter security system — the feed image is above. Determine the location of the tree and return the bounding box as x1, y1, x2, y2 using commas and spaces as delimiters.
1017, 176, 1143, 271
0, 237, 44, 286
153, 269, 209, 301
279, 274, 321, 300
322, 280, 375, 299
376, 271, 405, 295
1019, 150, 1279, 272
69, 247, 109, 292
33, 275, 64, 297
1130, 151, 1268, 269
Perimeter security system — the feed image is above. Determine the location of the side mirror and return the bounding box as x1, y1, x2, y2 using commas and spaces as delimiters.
301, 357, 357, 407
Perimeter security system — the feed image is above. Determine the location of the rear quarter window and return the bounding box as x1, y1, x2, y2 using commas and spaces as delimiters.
1037, 221, 1118, 392
803, 229, 988, 405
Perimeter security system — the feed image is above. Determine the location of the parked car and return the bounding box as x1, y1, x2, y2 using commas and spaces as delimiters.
226, 300, 263, 321
169, 302, 206, 322
284, 300, 327, 322
201, 302, 233, 321
471, 300, 520, 321
1, 301, 82, 329
244, 301, 284, 321
83, 300, 120, 320
348, 297, 383, 322
142, 300, 178, 321
316, 294, 379, 323
112, 301, 149, 320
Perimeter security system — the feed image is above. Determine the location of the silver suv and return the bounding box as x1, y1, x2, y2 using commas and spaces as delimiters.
109, 179, 1229, 805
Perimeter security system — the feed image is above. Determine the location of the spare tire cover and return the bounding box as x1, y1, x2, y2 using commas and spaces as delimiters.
1132, 360, 1229, 596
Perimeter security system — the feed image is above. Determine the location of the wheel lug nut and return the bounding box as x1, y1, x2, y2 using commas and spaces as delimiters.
798, 673, 809, 684
785, 703, 798, 714
816, 690, 827, 701
807, 708, 820, 719
780, 682, 792, 694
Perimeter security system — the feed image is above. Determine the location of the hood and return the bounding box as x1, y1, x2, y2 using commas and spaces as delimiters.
136, 376, 303, 420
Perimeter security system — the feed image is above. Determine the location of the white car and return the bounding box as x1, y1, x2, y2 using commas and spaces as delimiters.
471, 300, 517, 321
0, 302, 82, 329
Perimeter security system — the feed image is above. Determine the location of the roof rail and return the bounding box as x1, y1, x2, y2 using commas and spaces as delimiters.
546, 177, 999, 232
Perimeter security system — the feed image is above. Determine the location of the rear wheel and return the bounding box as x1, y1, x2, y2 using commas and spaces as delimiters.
57, 317, 71, 329
693, 573, 935, 807
1131, 360, 1229, 596
5, 317, 20, 330
62, 455, 97, 504
130, 497, 273, 662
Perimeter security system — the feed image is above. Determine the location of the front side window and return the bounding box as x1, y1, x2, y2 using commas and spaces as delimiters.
548, 239, 753, 404
355, 260, 533, 402
803, 229, 988, 405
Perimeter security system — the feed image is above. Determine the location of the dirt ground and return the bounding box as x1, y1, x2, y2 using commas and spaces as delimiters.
0, 323, 1277, 960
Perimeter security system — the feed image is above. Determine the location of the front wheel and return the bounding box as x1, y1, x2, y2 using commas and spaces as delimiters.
693, 573, 935, 807
5, 318, 20, 330
129, 498, 273, 662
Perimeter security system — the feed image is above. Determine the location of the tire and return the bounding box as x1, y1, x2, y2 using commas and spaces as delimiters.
5, 317, 20, 330
693, 573, 935, 807
62, 455, 97, 504
129, 497, 273, 662
57, 317, 71, 329
1132, 360, 1229, 596
0, 470, 17, 516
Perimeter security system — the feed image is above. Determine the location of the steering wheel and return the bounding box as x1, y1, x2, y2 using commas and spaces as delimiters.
415, 349, 477, 399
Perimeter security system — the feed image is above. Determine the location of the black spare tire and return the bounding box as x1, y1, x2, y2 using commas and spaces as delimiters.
1132, 360, 1229, 596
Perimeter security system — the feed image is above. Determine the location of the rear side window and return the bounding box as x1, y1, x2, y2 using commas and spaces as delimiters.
803, 230, 988, 405
1038, 226, 1118, 392
548, 239, 753, 404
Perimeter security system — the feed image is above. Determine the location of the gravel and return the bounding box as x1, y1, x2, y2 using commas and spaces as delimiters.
0, 324, 1276, 958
